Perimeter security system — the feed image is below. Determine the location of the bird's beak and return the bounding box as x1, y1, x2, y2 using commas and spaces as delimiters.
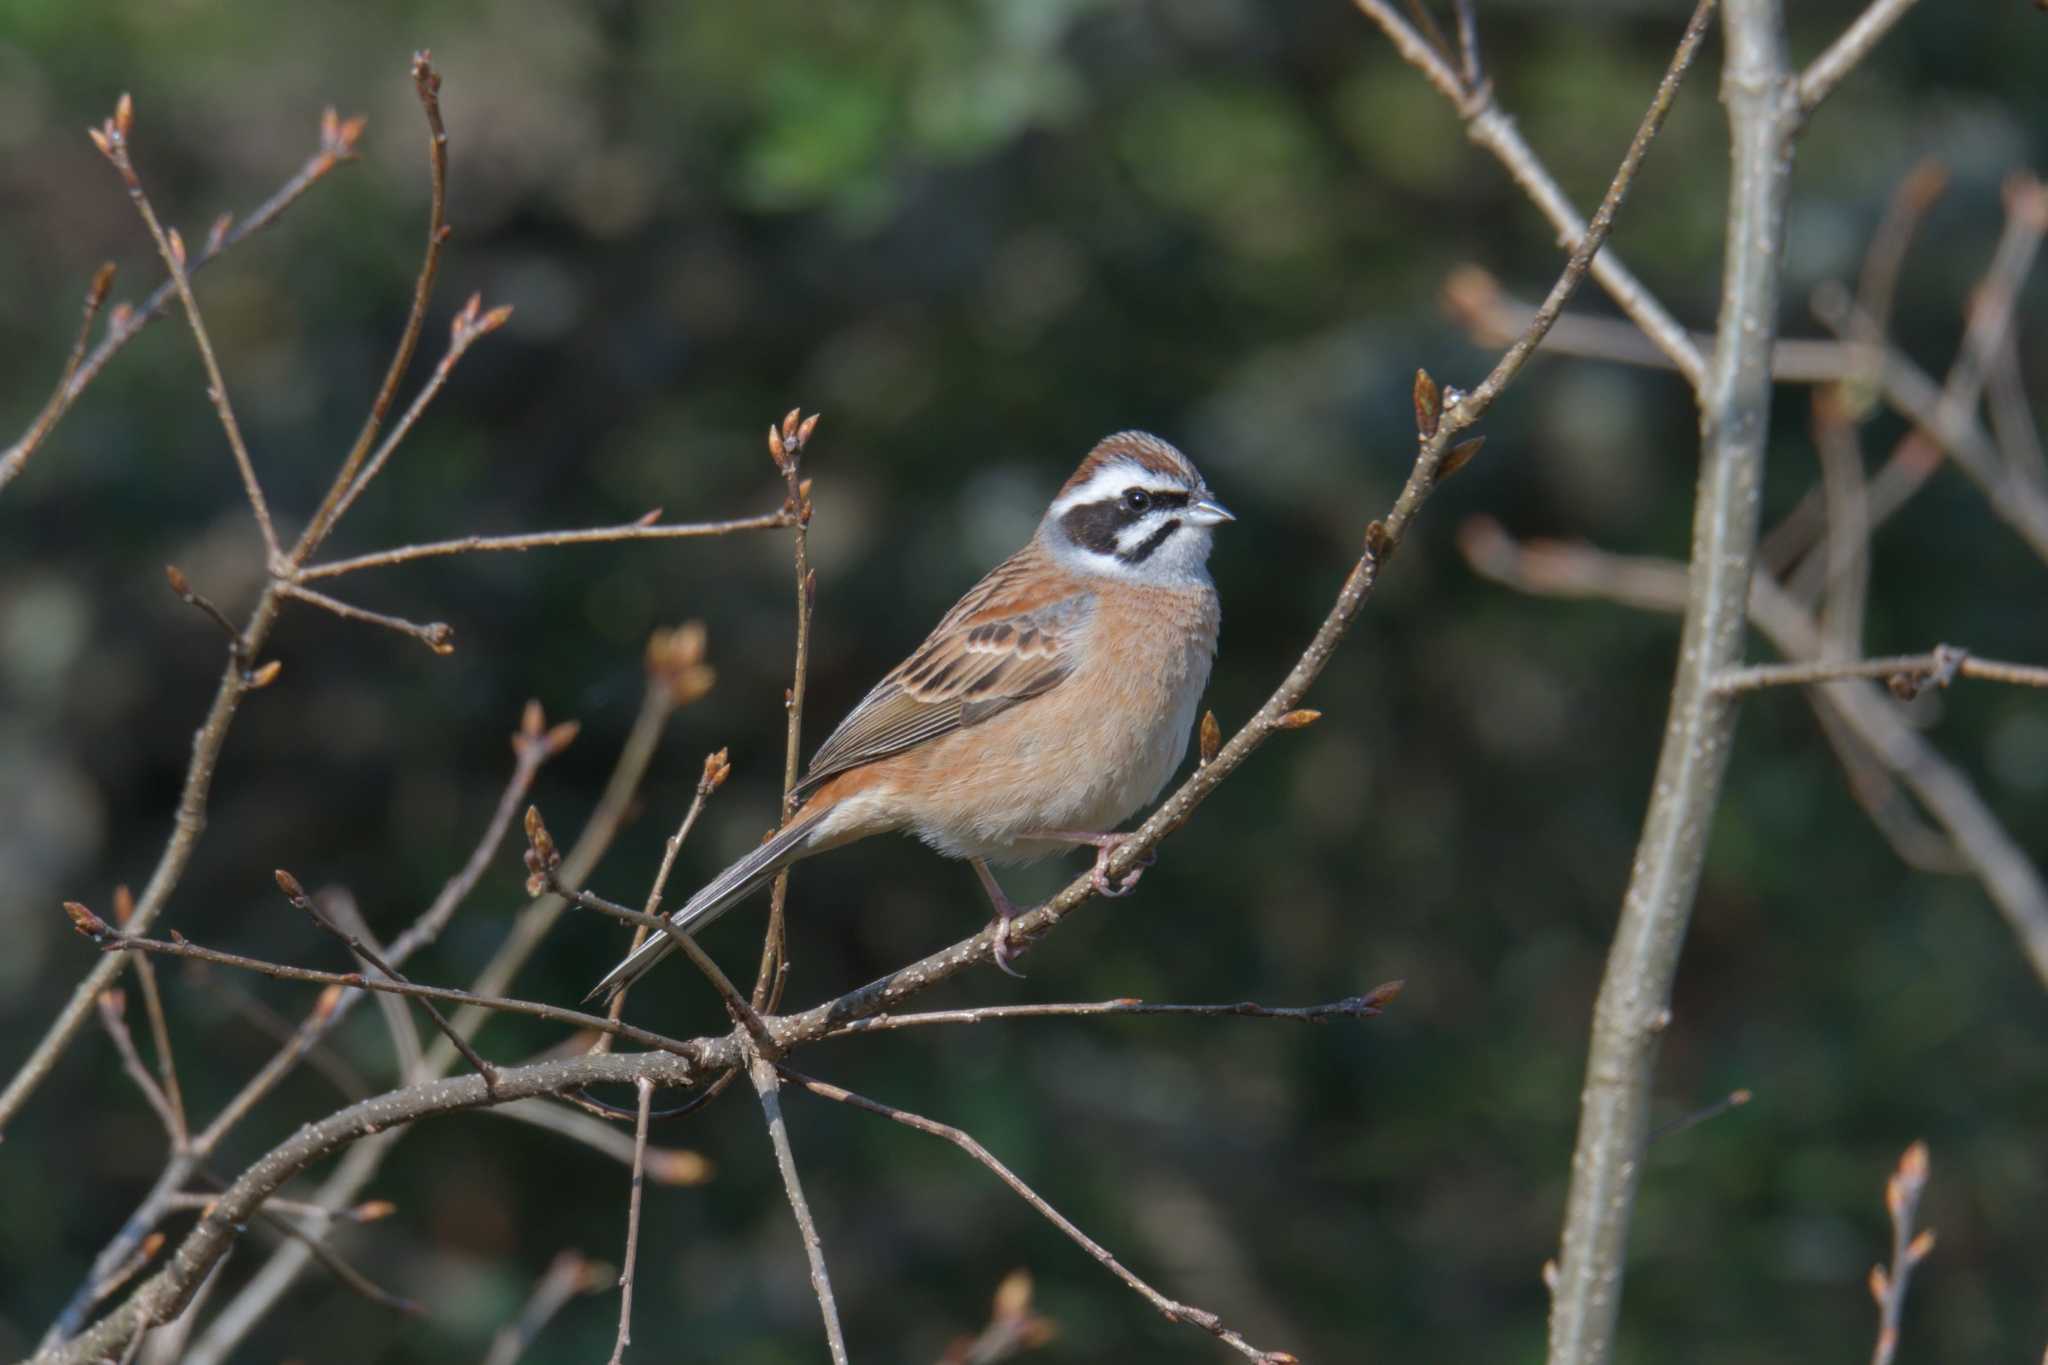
1187, 496, 1235, 526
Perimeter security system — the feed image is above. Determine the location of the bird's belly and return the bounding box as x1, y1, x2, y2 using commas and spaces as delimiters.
896, 608, 1214, 863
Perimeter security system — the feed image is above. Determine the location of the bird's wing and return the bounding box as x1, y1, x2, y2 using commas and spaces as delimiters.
794, 550, 1093, 802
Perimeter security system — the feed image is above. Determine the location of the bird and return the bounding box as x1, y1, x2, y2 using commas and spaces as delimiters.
587, 430, 1231, 1000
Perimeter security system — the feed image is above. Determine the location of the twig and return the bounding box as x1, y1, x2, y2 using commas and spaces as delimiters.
824, 983, 1403, 1038
89, 1231, 167, 1307
1988, 324, 2047, 483
1867, 1141, 1935, 1365
75, 917, 703, 1061
276, 870, 502, 1094
1544, 7, 1796, 1363
596, 747, 730, 1044
1, 113, 361, 494
757, 409, 822, 1014
162, 565, 247, 658
1812, 389, 1870, 650
1457, 522, 2048, 992
1647, 1088, 1752, 1142
749, 1056, 850, 1365
294, 52, 450, 558
938, 1270, 1056, 1365
782, 1067, 1292, 1364
534, 848, 771, 1052
159, 1193, 398, 1224
487, 1098, 711, 1184
0, 262, 115, 492
182, 672, 690, 1365
276, 581, 455, 653
298, 509, 796, 581
53, 1047, 703, 1365
238, 1197, 421, 1318
1798, 0, 1925, 114
129, 955, 188, 1150
605, 1078, 655, 1365
0, 95, 379, 1143
321, 292, 514, 529
90, 95, 281, 563
1349, 0, 1707, 385
483, 1251, 612, 1365
1805, 693, 1964, 874
1714, 646, 2048, 696
96, 992, 183, 1147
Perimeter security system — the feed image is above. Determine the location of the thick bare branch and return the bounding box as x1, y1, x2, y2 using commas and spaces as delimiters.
1545, 6, 1796, 1361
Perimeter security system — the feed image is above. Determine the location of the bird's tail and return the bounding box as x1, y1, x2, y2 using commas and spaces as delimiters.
583, 809, 825, 1004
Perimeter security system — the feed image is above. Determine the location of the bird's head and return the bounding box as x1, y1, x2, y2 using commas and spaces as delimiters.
1042, 431, 1232, 586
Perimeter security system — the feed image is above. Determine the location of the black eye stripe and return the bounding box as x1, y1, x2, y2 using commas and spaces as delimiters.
1118, 518, 1181, 564
1060, 490, 1191, 556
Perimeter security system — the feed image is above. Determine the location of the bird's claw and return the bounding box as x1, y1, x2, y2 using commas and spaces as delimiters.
991, 915, 1027, 977
1090, 838, 1150, 898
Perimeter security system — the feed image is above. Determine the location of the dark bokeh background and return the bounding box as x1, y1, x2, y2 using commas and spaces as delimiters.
3, 1, 2045, 1360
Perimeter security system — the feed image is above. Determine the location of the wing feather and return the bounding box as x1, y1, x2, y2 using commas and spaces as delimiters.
794, 548, 1092, 802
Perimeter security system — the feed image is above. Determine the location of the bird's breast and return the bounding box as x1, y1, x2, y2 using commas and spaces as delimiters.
893, 583, 1218, 862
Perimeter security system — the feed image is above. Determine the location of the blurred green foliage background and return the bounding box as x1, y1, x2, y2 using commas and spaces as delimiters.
2, 1, 2045, 1360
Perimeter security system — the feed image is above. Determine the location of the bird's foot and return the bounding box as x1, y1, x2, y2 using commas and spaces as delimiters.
971, 857, 1030, 977
990, 908, 1028, 978
1031, 829, 1152, 898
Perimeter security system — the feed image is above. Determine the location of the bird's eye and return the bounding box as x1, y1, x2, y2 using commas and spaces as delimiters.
1119, 488, 1152, 514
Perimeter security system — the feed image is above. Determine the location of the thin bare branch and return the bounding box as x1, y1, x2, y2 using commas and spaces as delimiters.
750, 1057, 850, 1365
298, 510, 797, 581
783, 1067, 1292, 1364
1, 114, 361, 493
0, 262, 114, 493
1545, 6, 1795, 1362
1715, 646, 2048, 696
537, 853, 771, 1052
76, 919, 704, 1061
184, 674, 689, 1365
320, 292, 513, 530
483, 1251, 612, 1365
605, 1078, 655, 1365
1350, 0, 1707, 385
92, 95, 282, 562
129, 955, 188, 1149
596, 748, 730, 1045
1798, 0, 1924, 114
276, 870, 502, 1094
96, 991, 183, 1147
487, 1098, 711, 1184
1812, 389, 1870, 650
1868, 1141, 1935, 1365
295, 52, 450, 559
824, 983, 1403, 1039
1458, 522, 2048, 990
758, 410, 823, 1014
277, 581, 454, 653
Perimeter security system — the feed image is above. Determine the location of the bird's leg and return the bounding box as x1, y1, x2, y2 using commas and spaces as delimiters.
971, 857, 1030, 978
1027, 830, 1153, 898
